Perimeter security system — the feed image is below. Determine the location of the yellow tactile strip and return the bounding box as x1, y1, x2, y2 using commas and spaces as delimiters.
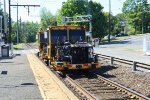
27, 54, 78, 100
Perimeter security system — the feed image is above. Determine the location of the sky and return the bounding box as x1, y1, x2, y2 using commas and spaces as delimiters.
0, 0, 149, 23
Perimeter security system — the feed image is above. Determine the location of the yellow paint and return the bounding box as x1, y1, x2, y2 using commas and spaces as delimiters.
27, 54, 78, 100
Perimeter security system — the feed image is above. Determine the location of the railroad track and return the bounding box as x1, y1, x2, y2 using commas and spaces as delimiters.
26, 43, 96, 99
25, 43, 38, 53
64, 73, 98, 100
25, 43, 149, 99
64, 71, 149, 100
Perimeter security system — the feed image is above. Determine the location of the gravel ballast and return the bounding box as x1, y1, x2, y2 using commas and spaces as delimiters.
92, 61, 150, 98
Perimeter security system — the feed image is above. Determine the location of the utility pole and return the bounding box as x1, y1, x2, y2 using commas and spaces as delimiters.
89, 0, 92, 37
19, 16, 21, 42
8, 0, 11, 43
142, 12, 144, 34
0, 1, 2, 43
108, 0, 111, 43
8, 2, 40, 43
22, 22, 24, 36
0, 1, 1, 9
0, 16, 2, 42
4, 0, 7, 42
142, 0, 144, 34
17, 3, 18, 43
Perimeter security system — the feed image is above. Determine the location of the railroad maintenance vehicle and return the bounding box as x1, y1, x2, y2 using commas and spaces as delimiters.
45, 25, 100, 71
37, 29, 48, 60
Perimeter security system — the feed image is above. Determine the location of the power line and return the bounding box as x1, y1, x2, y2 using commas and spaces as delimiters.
8, 0, 40, 43
10, 4, 40, 16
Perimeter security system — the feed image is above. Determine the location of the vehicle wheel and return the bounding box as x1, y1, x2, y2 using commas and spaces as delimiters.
94, 55, 98, 63
61, 71, 66, 78
45, 58, 49, 66
37, 52, 39, 57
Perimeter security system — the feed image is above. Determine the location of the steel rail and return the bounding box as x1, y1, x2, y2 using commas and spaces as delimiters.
25, 43, 38, 53
91, 72, 150, 100
32, 46, 149, 99
66, 75, 98, 100
33, 46, 97, 99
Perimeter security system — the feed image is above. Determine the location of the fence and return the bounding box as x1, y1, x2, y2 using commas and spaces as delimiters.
96, 53, 150, 71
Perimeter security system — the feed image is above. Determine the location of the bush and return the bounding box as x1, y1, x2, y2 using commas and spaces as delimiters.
128, 28, 135, 35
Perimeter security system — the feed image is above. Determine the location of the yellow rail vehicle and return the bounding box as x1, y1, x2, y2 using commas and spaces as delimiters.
37, 30, 48, 60
46, 25, 100, 71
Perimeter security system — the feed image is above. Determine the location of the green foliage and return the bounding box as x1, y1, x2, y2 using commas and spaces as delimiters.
0, 9, 9, 33
61, 0, 88, 17
58, 0, 107, 42
128, 27, 135, 35
90, 1, 107, 40
56, 9, 63, 25
122, 0, 150, 34
40, 7, 57, 30
103, 12, 120, 36
26, 22, 39, 43
113, 14, 125, 35
11, 21, 39, 43
0, 8, 9, 43
13, 43, 22, 50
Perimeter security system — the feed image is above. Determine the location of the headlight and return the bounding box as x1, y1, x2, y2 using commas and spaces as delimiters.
88, 48, 93, 53
88, 53, 93, 58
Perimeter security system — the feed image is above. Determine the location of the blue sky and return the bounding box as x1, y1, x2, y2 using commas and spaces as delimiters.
1, 0, 149, 22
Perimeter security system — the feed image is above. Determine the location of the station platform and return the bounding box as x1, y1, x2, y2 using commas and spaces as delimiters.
0, 54, 42, 99
0, 52, 78, 100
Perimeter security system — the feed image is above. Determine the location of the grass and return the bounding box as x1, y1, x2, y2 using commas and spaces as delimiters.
13, 43, 22, 50
114, 36, 129, 41
101, 36, 130, 43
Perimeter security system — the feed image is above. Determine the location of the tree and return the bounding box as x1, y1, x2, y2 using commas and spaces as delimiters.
122, 0, 150, 34
61, 0, 88, 17
113, 13, 126, 35
25, 22, 39, 43
103, 12, 119, 36
40, 7, 57, 30
0, 8, 9, 43
89, 1, 107, 42
58, 0, 107, 43
56, 9, 62, 25
11, 21, 39, 43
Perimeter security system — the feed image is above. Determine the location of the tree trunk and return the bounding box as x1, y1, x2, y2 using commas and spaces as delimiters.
98, 37, 102, 45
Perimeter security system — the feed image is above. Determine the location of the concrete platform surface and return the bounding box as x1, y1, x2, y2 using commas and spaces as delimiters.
0, 54, 42, 100
27, 54, 78, 100
0, 45, 78, 100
